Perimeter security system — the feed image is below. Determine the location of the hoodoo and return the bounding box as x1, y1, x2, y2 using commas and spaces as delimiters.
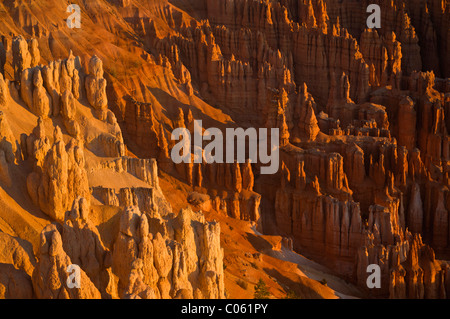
0, 0, 448, 300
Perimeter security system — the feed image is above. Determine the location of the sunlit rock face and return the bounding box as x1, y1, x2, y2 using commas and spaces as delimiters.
0, 0, 448, 300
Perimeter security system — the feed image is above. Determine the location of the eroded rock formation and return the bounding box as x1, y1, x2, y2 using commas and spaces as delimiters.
27, 124, 90, 221
0, 0, 448, 300
112, 205, 224, 299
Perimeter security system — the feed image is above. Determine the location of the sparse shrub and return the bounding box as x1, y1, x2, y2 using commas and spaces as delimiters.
130, 59, 142, 69
285, 290, 301, 299
250, 261, 259, 269
254, 278, 270, 299
320, 278, 328, 286
108, 66, 118, 78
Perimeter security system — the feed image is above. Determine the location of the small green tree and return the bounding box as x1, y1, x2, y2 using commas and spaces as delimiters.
284, 290, 301, 299
254, 278, 271, 299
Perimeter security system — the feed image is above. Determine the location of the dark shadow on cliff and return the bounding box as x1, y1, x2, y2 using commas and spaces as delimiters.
244, 232, 273, 253
147, 86, 234, 129
167, 0, 208, 21
262, 267, 332, 299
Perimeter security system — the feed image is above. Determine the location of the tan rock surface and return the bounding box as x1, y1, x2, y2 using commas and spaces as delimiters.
0, 0, 448, 300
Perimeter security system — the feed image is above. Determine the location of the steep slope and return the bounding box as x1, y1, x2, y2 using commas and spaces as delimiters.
0, 0, 449, 299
